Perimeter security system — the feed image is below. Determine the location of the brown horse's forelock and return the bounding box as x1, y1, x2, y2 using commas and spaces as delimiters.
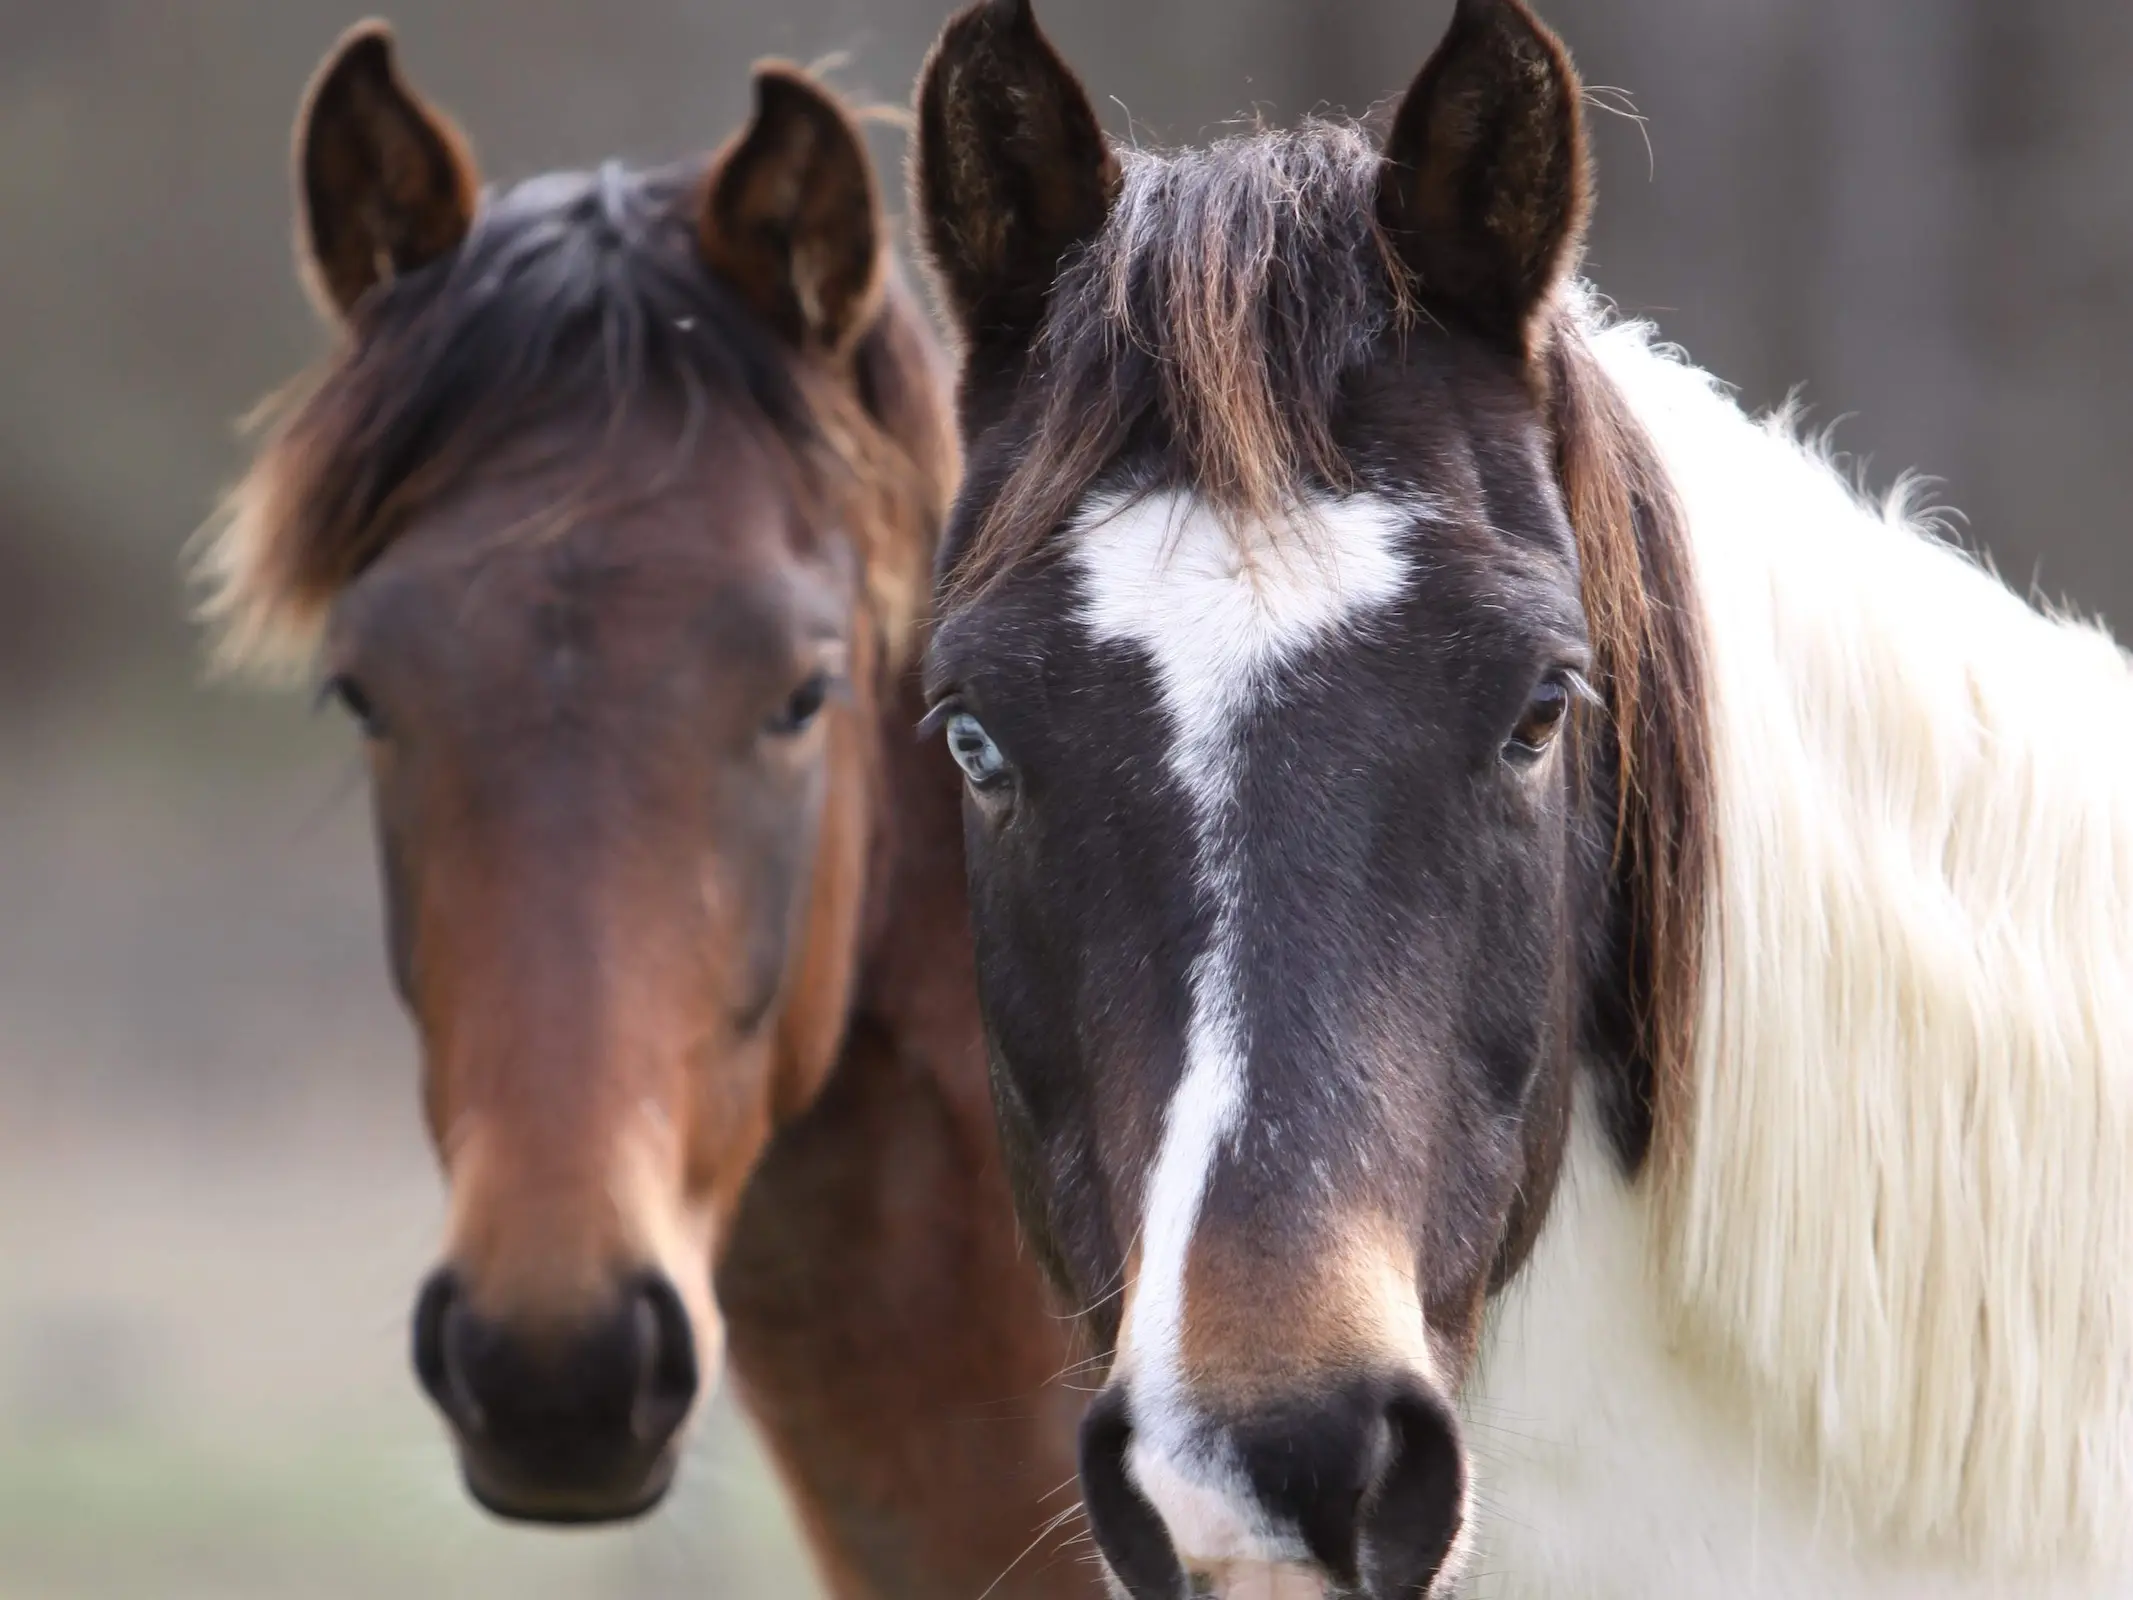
949, 120, 1712, 1163
202, 161, 945, 678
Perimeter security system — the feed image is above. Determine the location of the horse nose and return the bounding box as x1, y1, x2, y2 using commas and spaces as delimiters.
411, 1266, 698, 1518
1239, 1381, 1465, 1595
1081, 1377, 1467, 1599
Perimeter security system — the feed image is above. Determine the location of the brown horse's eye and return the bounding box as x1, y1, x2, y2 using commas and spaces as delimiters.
1504, 671, 1583, 765
321, 673, 383, 739
767, 670, 835, 737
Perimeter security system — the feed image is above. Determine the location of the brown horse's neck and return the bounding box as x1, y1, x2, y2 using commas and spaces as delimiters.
715, 334, 1095, 1597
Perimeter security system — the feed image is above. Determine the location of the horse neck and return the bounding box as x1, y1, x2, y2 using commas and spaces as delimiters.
851, 659, 995, 1124
718, 666, 1090, 1600
715, 310, 1094, 1600
1586, 308, 2133, 1567
841, 282, 993, 1130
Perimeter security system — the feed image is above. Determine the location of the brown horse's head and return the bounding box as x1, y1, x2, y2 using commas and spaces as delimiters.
205, 26, 951, 1523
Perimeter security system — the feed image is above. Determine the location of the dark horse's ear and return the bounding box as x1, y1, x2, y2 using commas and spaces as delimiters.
1376, 0, 1590, 351
701, 65, 883, 356
912, 0, 1120, 346
294, 22, 478, 323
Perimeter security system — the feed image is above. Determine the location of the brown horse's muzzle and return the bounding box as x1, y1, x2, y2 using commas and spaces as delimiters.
411, 1264, 700, 1523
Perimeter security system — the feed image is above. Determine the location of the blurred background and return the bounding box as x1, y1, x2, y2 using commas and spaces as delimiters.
2, 1, 2128, 1596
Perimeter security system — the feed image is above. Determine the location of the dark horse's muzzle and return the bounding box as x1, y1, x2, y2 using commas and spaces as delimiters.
1077, 1374, 1468, 1598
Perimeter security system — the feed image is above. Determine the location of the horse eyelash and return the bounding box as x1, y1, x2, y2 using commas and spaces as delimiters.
914, 697, 960, 743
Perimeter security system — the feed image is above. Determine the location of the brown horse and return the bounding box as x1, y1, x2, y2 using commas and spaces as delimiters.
201, 25, 1096, 1600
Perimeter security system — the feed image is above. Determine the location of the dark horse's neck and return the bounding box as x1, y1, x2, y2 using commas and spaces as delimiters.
715, 304, 1091, 1600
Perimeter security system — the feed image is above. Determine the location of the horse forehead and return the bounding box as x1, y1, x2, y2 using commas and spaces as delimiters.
360, 485, 841, 655
1065, 487, 1417, 719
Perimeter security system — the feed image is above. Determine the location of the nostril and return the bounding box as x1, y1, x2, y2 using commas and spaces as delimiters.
627, 1273, 698, 1445
411, 1268, 486, 1435
1078, 1388, 1185, 1600
1225, 1378, 1464, 1595
1362, 1388, 1467, 1597
1234, 1383, 1386, 1586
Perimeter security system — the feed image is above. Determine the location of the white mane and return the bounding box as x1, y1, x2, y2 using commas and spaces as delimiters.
1580, 297, 2133, 1569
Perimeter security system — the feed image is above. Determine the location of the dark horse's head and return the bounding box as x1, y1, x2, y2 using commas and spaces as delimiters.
914, 0, 1708, 1593
206, 27, 951, 1523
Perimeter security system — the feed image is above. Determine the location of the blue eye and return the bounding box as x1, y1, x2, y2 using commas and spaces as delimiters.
945, 711, 1009, 788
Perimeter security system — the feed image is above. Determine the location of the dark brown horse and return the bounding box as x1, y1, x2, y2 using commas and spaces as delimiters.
202, 25, 1096, 1599
909, 2, 2133, 1597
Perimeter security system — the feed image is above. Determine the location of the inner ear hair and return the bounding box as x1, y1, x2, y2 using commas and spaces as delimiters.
911, 0, 1120, 344
294, 22, 478, 322
1375, 0, 1590, 351
701, 64, 884, 355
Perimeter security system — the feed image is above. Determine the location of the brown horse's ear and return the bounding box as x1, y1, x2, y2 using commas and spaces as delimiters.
1376, 0, 1589, 352
294, 22, 478, 323
912, 0, 1120, 346
701, 65, 884, 356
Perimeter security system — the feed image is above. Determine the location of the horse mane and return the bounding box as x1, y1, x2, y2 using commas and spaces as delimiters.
945, 121, 1713, 1169
1591, 306, 2133, 1567
1541, 319, 1712, 1168
200, 161, 952, 677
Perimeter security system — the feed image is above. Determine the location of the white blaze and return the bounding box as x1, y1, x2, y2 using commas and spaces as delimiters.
1068, 487, 1413, 1555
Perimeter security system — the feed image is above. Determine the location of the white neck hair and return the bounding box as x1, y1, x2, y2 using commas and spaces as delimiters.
1577, 292, 2133, 1568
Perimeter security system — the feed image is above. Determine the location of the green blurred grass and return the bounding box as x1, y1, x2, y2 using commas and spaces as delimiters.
0, 1406, 815, 1600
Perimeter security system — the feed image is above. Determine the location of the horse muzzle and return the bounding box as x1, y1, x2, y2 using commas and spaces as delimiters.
1078, 1374, 1468, 1599
412, 1265, 702, 1524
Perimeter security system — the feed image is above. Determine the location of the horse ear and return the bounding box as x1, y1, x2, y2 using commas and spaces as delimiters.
701, 66, 884, 355
1375, 0, 1589, 350
912, 0, 1120, 346
294, 22, 478, 323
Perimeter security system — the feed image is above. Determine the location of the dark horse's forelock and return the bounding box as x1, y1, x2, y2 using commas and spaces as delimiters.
204, 161, 940, 673
951, 117, 1712, 1172
955, 122, 1405, 601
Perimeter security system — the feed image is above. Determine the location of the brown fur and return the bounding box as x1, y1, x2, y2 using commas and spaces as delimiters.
911, 0, 1122, 342
1177, 1217, 1437, 1410
1542, 321, 1713, 1173
209, 38, 1089, 1599
701, 65, 886, 356
204, 57, 939, 681
202, 311, 935, 680
719, 686, 1098, 1597
1377, 0, 1590, 351
295, 23, 479, 321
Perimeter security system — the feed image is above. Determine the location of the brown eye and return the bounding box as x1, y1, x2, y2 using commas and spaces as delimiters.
766, 670, 836, 736
1504, 672, 1581, 764
320, 673, 383, 739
